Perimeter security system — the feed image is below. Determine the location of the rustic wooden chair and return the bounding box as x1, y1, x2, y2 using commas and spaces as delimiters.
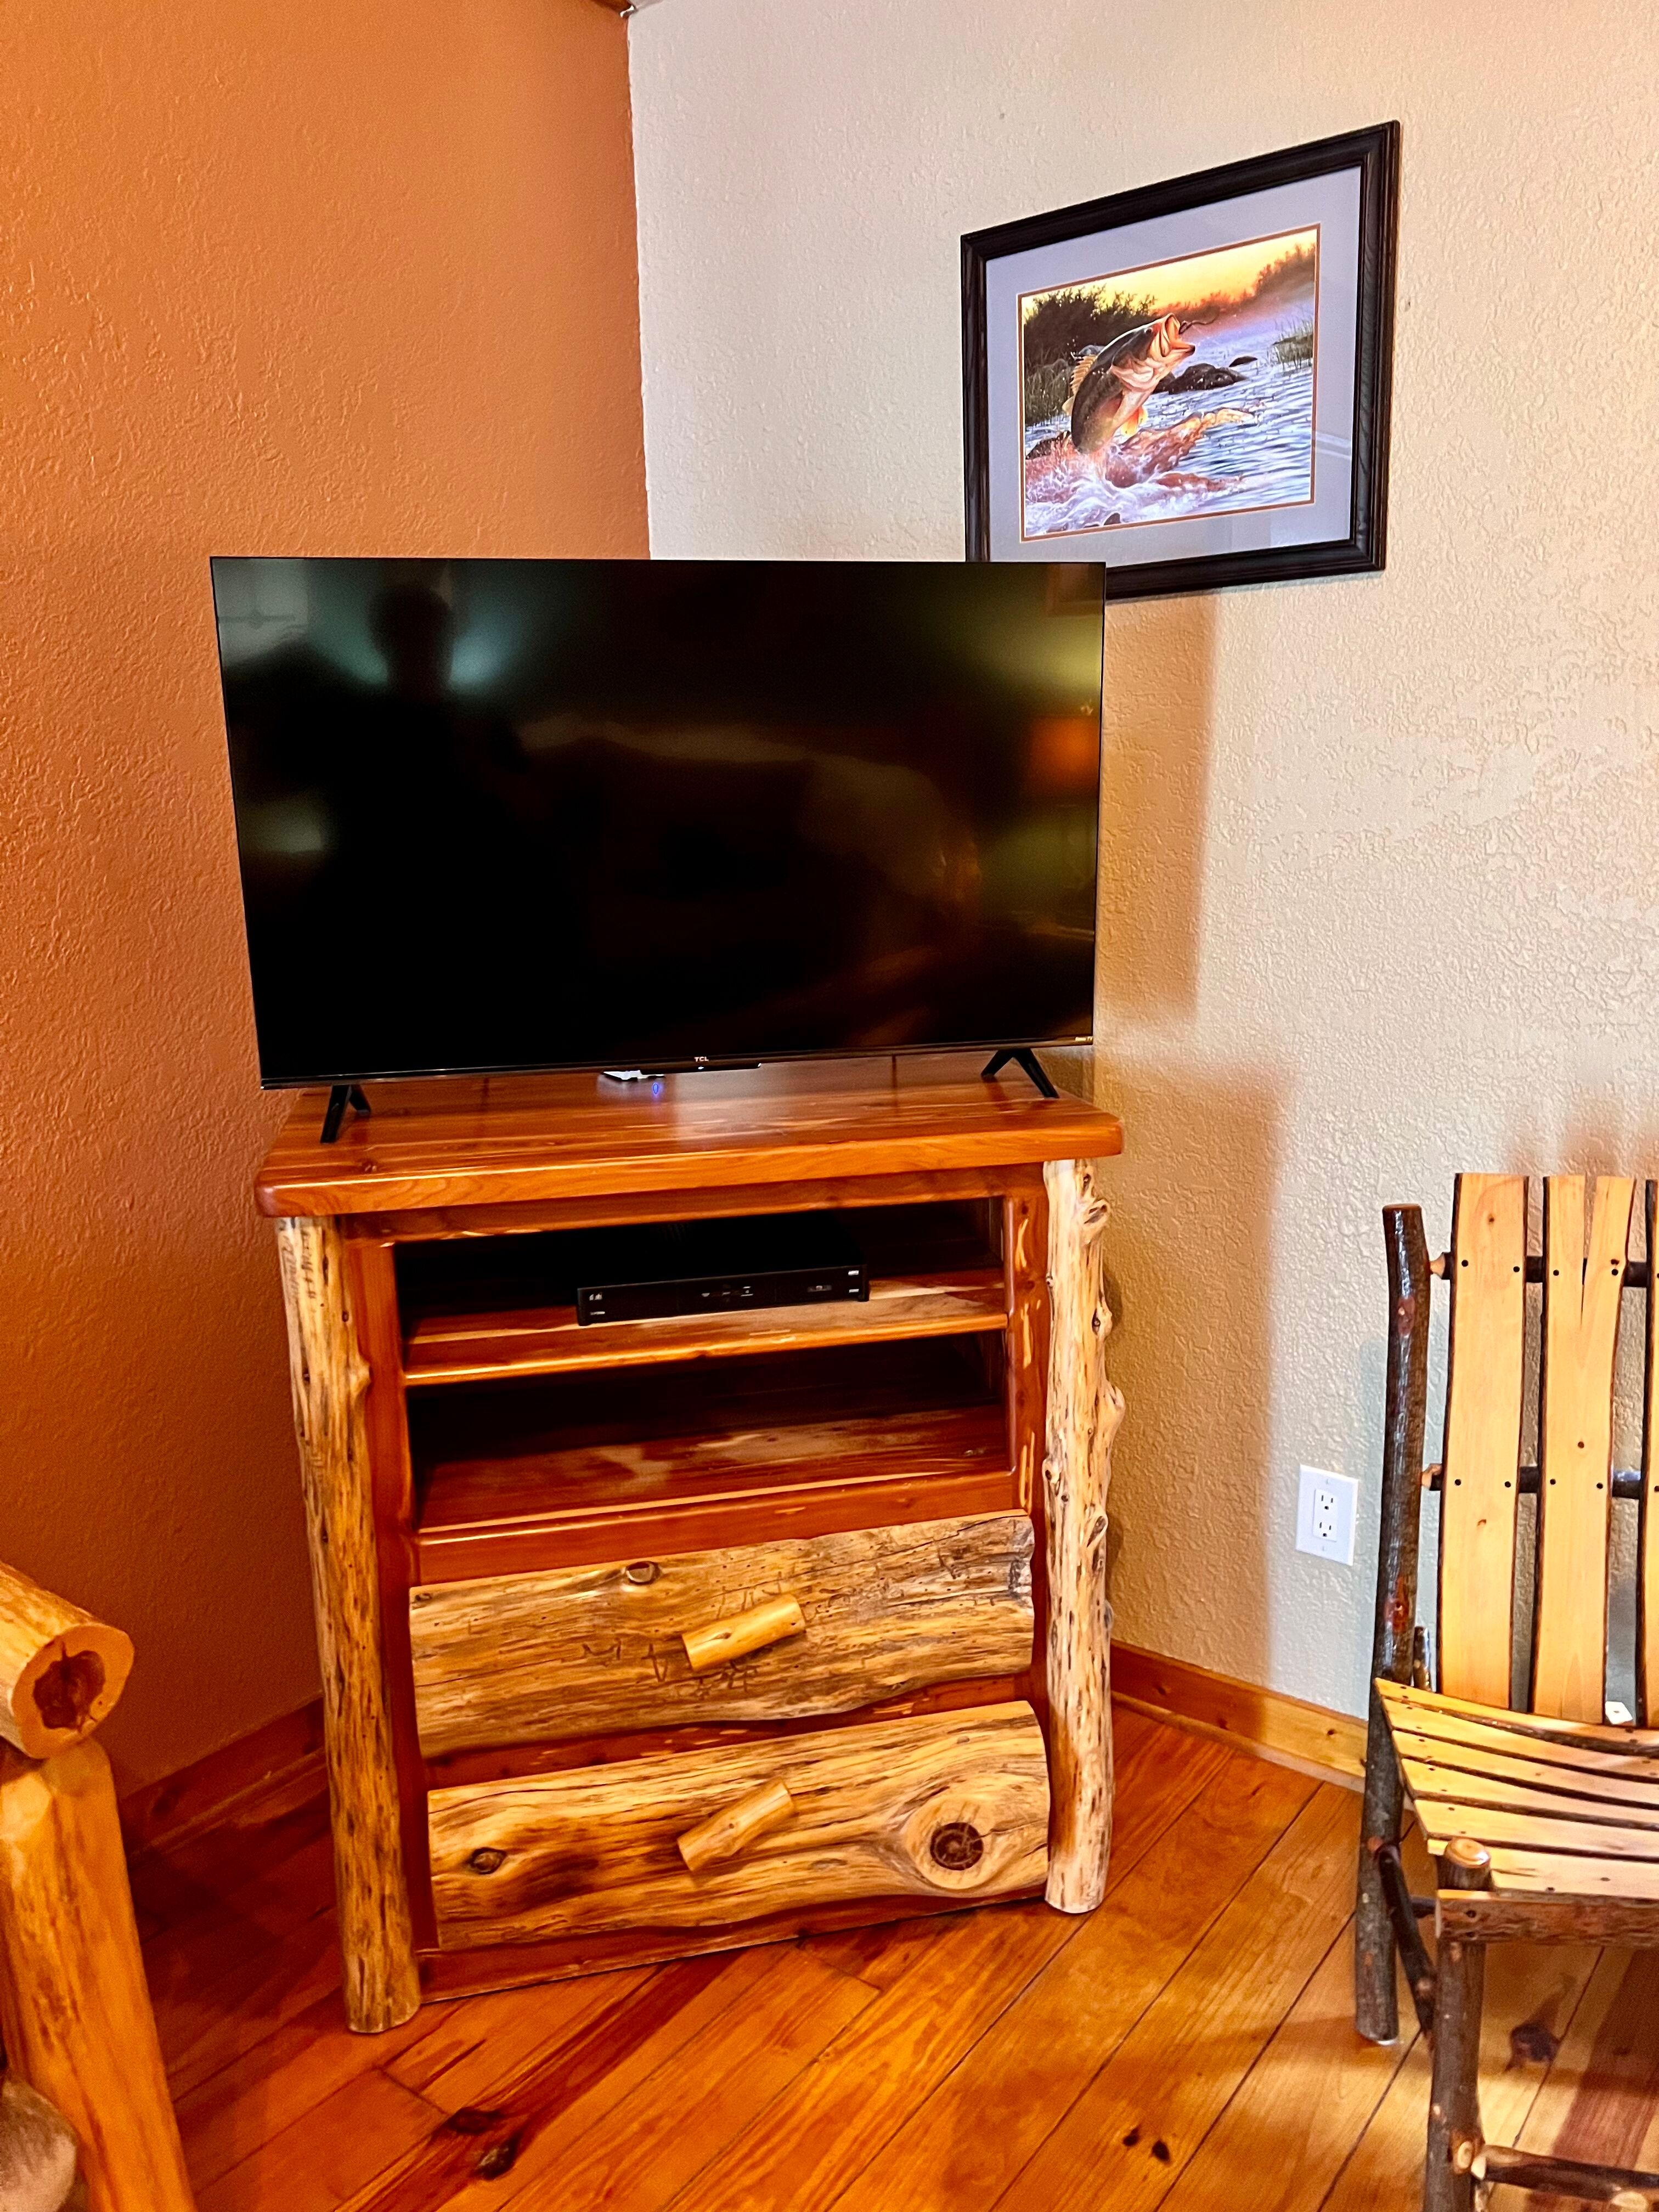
1358, 1174, 1659, 2212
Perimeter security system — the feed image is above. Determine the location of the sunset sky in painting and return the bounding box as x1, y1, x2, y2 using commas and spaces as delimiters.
1023, 225, 1318, 322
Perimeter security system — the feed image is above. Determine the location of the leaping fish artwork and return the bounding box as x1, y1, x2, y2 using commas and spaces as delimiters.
1066, 315, 1195, 462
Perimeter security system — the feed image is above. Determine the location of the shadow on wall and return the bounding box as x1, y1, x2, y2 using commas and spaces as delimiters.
1093, 1058, 1284, 1691
1055, 590, 1286, 1688
1097, 591, 1217, 1024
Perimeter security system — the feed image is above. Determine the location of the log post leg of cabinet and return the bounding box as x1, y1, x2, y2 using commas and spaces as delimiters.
275, 1215, 419, 2032
1042, 1155, 1124, 1912
0, 1741, 197, 2212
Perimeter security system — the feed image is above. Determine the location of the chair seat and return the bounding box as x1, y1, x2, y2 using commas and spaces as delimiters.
1379, 1678, 1659, 1901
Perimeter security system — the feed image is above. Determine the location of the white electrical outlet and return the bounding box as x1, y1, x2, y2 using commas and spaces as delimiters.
1296, 1465, 1358, 1565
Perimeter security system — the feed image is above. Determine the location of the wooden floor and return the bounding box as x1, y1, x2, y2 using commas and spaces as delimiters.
137, 1705, 1659, 2211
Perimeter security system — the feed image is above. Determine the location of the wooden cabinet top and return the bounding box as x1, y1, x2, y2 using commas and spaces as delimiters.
255, 1053, 1122, 1218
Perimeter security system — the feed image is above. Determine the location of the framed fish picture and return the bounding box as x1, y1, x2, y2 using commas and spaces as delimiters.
962, 123, 1399, 595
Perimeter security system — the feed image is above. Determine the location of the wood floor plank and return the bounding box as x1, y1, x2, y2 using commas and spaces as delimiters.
831, 1751, 1317, 2212
129, 1763, 332, 1936
174, 1987, 442, 2192
128, 1707, 1659, 2212
666, 1899, 1075, 2212
494, 1947, 874, 2212
1321, 1941, 1600, 2211
381, 1970, 645, 2102
157, 1907, 343, 2103
336, 1947, 778, 2211
1154, 1922, 1412, 2212
144, 1830, 339, 2048
659, 1723, 1250, 2212
196, 2064, 442, 2212
989, 1782, 1359, 2212
1509, 1950, 1659, 2206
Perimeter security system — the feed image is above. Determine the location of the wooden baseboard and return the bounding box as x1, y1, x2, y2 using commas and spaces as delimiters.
119, 1699, 325, 1856
1113, 1644, 1365, 1791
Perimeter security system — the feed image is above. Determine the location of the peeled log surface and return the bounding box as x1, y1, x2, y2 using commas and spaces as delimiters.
409, 1512, 1034, 1757
428, 1701, 1049, 1948
1042, 1155, 1124, 1911
0, 1742, 195, 2212
275, 1216, 419, 2033
0, 1560, 133, 1759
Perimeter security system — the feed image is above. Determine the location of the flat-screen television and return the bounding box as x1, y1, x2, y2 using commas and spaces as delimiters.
211, 557, 1103, 1086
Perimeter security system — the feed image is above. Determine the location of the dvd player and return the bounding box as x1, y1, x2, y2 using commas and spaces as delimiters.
574, 1215, 868, 1326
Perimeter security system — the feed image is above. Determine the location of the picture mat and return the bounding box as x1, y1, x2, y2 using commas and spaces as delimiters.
985, 167, 1361, 567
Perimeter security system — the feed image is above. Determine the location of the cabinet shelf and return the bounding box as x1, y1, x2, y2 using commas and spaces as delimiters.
402, 1266, 1009, 1387
408, 1339, 1012, 1581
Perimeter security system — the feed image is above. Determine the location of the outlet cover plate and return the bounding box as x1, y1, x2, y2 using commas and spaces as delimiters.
1297, 1465, 1358, 1565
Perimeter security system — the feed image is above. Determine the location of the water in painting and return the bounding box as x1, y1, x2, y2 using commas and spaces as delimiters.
1020, 227, 1318, 541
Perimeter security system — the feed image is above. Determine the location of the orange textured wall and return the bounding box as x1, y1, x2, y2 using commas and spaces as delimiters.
0, 0, 647, 1786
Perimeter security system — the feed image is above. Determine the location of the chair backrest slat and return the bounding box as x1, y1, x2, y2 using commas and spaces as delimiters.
1438, 1174, 1527, 1706
1533, 1175, 1632, 1722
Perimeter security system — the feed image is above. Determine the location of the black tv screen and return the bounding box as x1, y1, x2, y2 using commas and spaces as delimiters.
212, 558, 1103, 1085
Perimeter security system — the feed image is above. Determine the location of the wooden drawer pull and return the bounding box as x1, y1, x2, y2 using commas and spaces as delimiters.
677, 1780, 795, 1873
681, 1596, 805, 1675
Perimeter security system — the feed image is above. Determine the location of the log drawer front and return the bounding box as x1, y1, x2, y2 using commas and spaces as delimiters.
429, 1701, 1051, 1949
409, 1510, 1035, 1759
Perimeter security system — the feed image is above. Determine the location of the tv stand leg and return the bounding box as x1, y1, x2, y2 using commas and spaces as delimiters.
981, 1047, 1059, 1099
320, 1084, 373, 1144
982, 1044, 1057, 1097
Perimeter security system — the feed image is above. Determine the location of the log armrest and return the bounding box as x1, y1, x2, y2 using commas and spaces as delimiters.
0, 1561, 134, 1760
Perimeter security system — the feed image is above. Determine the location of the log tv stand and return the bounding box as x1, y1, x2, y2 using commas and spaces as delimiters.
256, 1053, 1124, 2030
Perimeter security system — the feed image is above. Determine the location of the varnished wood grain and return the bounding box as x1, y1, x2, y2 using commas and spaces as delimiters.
1003, 1784, 1360, 2212
828, 1749, 1311, 2212
1536, 1175, 1633, 1722
371, 1164, 1034, 1246
1324, 1932, 1599, 2212
402, 1268, 1009, 1386
1438, 1172, 1527, 1707
408, 1513, 1034, 1755
1042, 1155, 1123, 1909
126, 1701, 1659, 2212
0, 1741, 195, 2212
428, 1703, 1049, 1948
274, 1216, 419, 2032
255, 1053, 1122, 1219
411, 1397, 1012, 1582
1115, 1641, 1366, 1785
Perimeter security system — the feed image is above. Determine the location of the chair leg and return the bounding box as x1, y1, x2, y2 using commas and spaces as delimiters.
1357, 1684, 1406, 2041
1359, 1203, 1432, 2044
1424, 1934, 1485, 2212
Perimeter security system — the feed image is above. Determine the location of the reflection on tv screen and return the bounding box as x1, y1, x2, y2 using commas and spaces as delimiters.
212, 558, 1103, 1083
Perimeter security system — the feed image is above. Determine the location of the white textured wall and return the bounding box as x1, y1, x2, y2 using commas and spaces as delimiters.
629, 0, 1659, 1720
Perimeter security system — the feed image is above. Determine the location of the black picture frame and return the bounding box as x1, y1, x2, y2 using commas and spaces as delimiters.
962, 122, 1400, 597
